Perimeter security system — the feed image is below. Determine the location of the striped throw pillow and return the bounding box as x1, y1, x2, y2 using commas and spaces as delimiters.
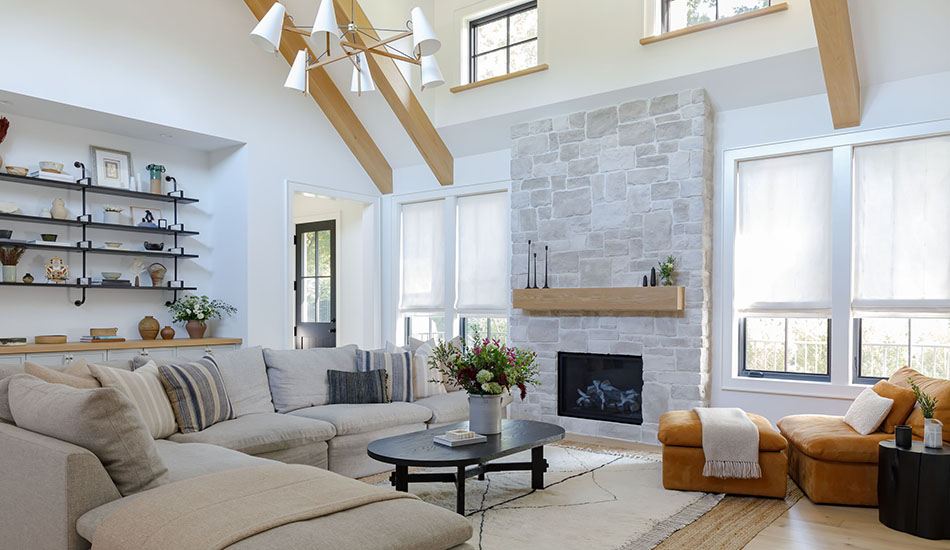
88, 361, 178, 439
327, 369, 389, 404
158, 358, 233, 433
357, 349, 413, 402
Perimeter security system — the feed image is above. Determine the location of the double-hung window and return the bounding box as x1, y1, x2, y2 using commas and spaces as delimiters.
456, 193, 510, 344
735, 151, 833, 380
469, 2, 538, 83
661, 0, 770, 33
400, 200, 446, 344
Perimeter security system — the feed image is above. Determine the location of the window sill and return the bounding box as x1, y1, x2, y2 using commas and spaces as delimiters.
450, 64, 549, 94
721, 375, 866, 401
640, 2, 789, 46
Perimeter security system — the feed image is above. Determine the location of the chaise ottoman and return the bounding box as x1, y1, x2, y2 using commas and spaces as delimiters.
658, 410, 788, 498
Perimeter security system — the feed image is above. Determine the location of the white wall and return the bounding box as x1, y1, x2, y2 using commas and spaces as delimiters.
711, 70, 950, 423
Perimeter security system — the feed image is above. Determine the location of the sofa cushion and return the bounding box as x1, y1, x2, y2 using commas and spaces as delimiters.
843, 387, 894, 435
289, 402, 432, 436
872, 380, 918, 433
88, 361, 177, 439
168, 413, 335, 456
658, 410, 787, 452
153, 439, 276, 483
211, 346, 275, 416
25, 360, 100, 389
264, 345, 358, 413
777, 414, 893, 463
414, 391, 469, 425
888, 366, 950, 442
357, 349, 413, 402
158, 358, 234, 433
0, 376, 12, 424
7, 374, 168, 496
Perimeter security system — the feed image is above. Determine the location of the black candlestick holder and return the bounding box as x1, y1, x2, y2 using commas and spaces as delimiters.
542, 245, 550, 288
525, 240, 532, 289
532, 252, 539, 289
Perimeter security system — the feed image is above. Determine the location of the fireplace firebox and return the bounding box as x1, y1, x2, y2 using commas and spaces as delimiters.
557, 352, 643, 425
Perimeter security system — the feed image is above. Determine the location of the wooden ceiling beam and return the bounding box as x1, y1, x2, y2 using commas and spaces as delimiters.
244, 0, 393, 194
333, 0, 454, 186
810, 0, 861, 129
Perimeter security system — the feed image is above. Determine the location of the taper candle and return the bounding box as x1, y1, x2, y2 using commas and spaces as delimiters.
543, 245, 550, 288
533, 253, 538, 289
525, 240, 532, 289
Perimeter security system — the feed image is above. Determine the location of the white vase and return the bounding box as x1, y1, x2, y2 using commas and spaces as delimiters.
1, 265, 15, 283
468, 394, 503, 435
924, 418, 943, 449
103, 211, 121, 225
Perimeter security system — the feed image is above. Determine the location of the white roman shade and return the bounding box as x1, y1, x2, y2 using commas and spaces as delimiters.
456, 192, 509, 313
400, 200, 445, 311
735, 151, 833, 311
853, 135, 950, 307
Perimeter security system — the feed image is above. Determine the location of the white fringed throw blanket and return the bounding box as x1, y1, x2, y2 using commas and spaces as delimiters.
693, 407, 762, 479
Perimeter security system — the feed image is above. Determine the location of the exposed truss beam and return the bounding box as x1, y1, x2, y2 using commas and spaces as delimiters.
810, 0, 861, 129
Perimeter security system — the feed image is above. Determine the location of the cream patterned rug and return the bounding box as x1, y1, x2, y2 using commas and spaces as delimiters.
373, 446, 725, 550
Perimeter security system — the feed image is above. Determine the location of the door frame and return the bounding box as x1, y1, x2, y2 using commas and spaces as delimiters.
283, 180, 382, 350
294, 218, 337, 348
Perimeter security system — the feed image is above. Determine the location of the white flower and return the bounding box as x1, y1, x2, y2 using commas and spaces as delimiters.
481, 383, 491, 392
197, 313, 204, 320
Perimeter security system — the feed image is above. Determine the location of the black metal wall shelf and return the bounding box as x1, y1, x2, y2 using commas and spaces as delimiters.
0, 171, 199, 203
0, 212, 199, 237
0, 281, 197, 291
0, 240, 199, 259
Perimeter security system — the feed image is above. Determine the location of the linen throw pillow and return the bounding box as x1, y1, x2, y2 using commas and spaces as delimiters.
357, 349, 413, 402
844, 387, 894, 435
24, 360, 101, 389
327, 369, 389, 404
88, 360, 178, 439
7, 374, 168, 496
158, 358, 234, 434
263, 344, 359, 413
411, 339, 448, 399
872, 380, 918, 433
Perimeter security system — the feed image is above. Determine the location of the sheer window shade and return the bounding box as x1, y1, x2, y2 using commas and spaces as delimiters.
854, 136, 950, 305
456, 192, 509, 313
400, 200, 445, 311
735, 151, 834, 310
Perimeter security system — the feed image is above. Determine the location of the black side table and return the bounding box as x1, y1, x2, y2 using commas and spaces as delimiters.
878, 440, 950, 540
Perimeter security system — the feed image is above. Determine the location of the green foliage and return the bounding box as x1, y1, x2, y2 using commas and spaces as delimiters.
909, 377, 939, 419
166, 294, 237, 325
429, 328, 539, 398
658, 255, 676, 286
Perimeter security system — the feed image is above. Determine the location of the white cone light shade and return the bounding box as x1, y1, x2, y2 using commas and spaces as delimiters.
284, 50, 308, 92
410, 7, 440, 57
310, 0, 340, 43
351, 53, 375, 93
420, 55, 444, 89
250, 2, 286, 53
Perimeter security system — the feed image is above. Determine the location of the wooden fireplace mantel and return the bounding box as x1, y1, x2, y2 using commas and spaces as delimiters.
512, 287, 685, 313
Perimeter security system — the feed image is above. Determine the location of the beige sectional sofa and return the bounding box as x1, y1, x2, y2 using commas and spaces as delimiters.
0, 344, 498, 550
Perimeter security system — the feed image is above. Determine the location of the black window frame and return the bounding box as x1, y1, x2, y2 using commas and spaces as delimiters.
661, 0, 771, 34
469, 1, 538, 84
459, 317, 508, 345
738, 317, 832, 382
853, 317, 950, 385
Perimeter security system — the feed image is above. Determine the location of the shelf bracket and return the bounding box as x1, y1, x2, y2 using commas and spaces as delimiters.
74, 287, 86, 307
165, 288, 179, 307
74, 161, 92, 186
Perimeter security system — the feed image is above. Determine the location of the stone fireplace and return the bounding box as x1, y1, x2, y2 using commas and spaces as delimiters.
508, 88, 714, 444
558, 352, 643, 425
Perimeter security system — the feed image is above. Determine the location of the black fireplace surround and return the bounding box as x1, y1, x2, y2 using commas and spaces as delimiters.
557, 352, 643, 425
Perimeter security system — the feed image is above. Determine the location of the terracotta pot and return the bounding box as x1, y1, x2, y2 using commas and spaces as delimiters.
138, 316, 160, 340
185, 320, 206, 339
160, 326, 175, 340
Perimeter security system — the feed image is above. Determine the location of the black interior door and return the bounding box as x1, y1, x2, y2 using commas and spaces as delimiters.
295, 220, 336, 348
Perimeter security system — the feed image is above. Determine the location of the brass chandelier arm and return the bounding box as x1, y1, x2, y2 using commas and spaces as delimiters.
305, 30, 415, 71
340, 40, 420, 65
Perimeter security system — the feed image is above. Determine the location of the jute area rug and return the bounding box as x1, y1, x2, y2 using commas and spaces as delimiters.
362, 443, 802, 550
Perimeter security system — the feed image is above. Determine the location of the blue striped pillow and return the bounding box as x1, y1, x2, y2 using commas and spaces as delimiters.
157, 357, 233, 433
357, 349, 413, 402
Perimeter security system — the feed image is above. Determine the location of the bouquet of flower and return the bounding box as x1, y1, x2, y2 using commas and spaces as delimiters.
430, 331, 539, 399
166, 294, 236, 325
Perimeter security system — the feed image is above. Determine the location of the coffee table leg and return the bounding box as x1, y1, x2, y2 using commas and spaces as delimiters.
456, 465, 466, 514
531, 446, 545, 489
394, 465, 408, 492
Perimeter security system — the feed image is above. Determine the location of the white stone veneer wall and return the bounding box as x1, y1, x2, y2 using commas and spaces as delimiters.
508, 89, 714, 444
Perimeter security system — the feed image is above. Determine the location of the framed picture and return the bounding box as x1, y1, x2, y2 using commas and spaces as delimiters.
130, 206, 163, 228
90, 146, 133, 189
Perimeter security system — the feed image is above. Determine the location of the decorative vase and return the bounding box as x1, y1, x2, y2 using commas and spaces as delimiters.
1, 265, 15, 283
148, 263, 167, 287
185, 320, 206, 339
895, 425, 913, 449
22, 273, 33, 284
924, 418, 943, 449
50, 198, 67, 220
103, 210, 122, 224
468, 394, 504, 435
160, 326, 175, 340
138, 316, 160, 340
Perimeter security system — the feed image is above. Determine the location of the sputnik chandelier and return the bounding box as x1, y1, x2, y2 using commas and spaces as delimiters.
250, 0, 443, 95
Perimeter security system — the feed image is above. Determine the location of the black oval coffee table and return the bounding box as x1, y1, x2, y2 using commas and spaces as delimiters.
368, 419, 565, 514
878, 440, 950, 540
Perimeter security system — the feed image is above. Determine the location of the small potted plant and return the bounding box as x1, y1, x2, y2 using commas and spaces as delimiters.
659, 255, 676, 286
909, 377, 942, 448
166, 294, 237, 339
430, 331, 539, 435
103, 205, 124, 225
0, 246, 26, 283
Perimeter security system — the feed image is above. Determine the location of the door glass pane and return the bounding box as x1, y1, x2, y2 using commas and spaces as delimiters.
302, 232, 316, 277
509, 40, 537, 73
476, 50, 506, 81
861, 318, 909, 379
911, 318, 950, 379
317, 277, 331, 323
302, 278, 316, 322
744, 318, 785, 372
787, 319, 828, 375
317, 230, 331, 277
509, 8, 537, 43
475, 18, 507, 54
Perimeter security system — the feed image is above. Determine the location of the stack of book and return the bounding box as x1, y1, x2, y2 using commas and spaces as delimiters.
29, 170, 74, 183
434, 429, 487, 447
96, 279, 132, 287
81, 328, 125, 343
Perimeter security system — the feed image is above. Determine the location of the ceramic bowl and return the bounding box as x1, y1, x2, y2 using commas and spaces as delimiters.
100, 272, 122, 281
5, 166, 28, 177
40, 233, 57, 242
143, 241, 165, 251
104, 241, 123, 249
39, 161, 64, 174
0, 230, 11, 239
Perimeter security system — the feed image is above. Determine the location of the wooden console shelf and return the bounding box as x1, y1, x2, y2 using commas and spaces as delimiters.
0, 337, 242, 355
513, 287, 685, 312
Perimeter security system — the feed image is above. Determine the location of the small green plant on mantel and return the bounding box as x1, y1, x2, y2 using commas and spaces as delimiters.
658, 255, 676, 286
909, 377, 939, 419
